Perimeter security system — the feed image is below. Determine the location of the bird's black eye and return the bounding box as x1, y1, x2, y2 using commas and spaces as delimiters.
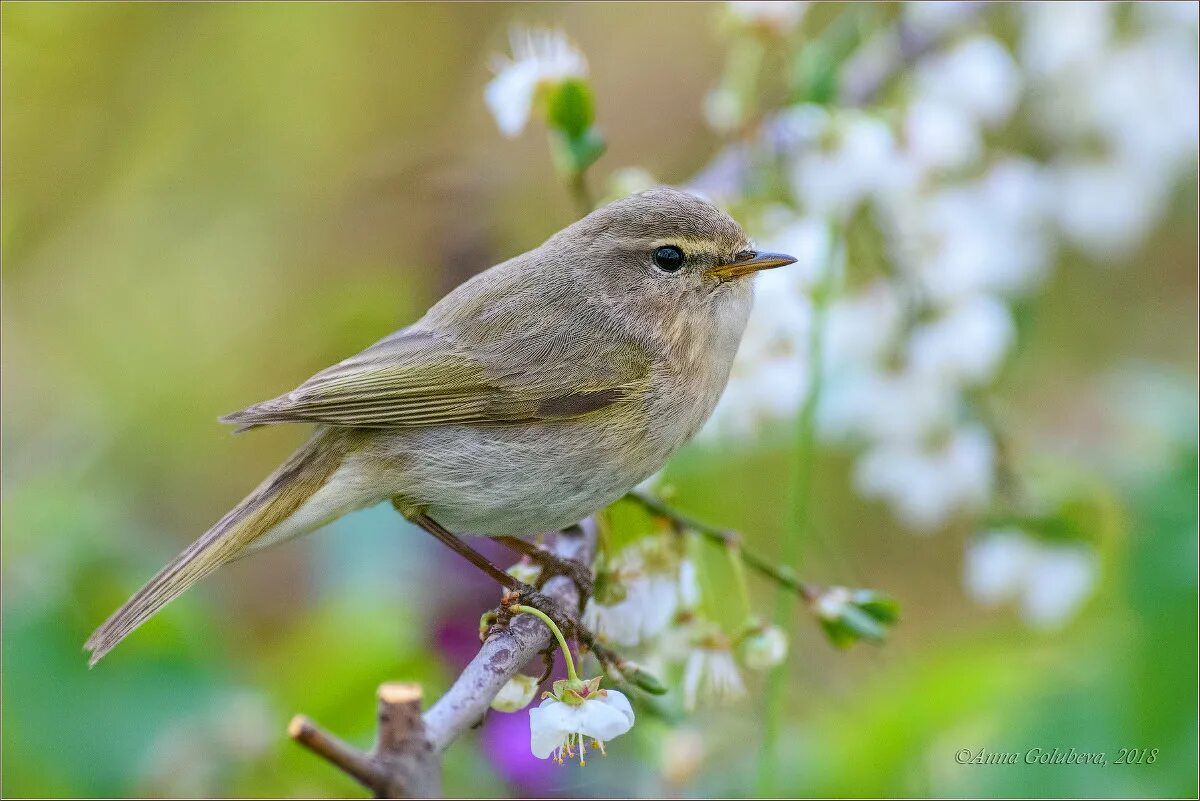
653, 245, 685, 272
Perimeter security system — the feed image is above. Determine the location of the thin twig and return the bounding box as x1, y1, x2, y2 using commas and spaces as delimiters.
289, 715, 388, 791
627, 490, 821, 603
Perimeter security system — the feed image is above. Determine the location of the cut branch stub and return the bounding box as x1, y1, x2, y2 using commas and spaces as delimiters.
289, 682, 440, 799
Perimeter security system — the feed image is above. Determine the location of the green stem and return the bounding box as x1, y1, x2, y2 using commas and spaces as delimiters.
510, 604, 578, 682
567, 170, 594, 217
626, 490, 820, 602
760, 219, 840, 793
726, 542, 754, 622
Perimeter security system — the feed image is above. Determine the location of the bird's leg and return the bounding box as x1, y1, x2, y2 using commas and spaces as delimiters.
399, 507, 523, 592
494, 535, 594, 603
394, 503, 578, 639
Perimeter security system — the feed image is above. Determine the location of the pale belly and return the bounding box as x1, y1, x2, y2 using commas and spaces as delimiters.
373, 415, 672, 536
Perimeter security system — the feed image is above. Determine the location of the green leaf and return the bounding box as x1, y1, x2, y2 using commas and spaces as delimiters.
853, 591, 900, 624
549, 127, 607, 177
624, 664, 669, 696
545, 77, 595, 138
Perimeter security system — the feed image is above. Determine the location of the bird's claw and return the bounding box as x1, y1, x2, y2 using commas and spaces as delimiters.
482, 585, 578, 642
524, 551, 595, 603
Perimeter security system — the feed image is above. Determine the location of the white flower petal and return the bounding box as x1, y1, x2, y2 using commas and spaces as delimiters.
727, 1, 808, 32
484, 62, 539, 137
483, 27, 587, 137
578, 692, 635, 741
528, 698, 576, 759
1020, 545, 1099, 629
965, 530, 1037, 605
907, 295, 1015, 386
528, 693, 635, 759
915, 35, 1022, 126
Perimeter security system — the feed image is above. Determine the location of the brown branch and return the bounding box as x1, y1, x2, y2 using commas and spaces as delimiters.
289, 518, 599, 797
289, 683, 440, 798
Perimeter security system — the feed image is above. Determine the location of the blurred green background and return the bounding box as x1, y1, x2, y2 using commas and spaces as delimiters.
2, 2, 1196, 797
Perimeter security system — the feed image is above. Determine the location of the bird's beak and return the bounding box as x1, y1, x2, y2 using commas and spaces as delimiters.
706, 250, 798, 280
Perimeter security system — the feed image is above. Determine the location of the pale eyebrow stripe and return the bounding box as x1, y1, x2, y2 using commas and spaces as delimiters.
650, 236, 724, 258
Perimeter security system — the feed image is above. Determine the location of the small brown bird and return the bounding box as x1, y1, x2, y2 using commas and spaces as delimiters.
85, 187, 795, 665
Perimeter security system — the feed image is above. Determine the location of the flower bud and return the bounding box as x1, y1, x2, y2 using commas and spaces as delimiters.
738, 624, 789, 670
491, 674, 540, 713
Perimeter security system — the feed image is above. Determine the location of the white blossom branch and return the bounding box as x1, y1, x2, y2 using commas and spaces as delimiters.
288, 518, 598, 798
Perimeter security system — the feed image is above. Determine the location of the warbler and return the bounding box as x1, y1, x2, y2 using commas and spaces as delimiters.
85, 187, 795, 665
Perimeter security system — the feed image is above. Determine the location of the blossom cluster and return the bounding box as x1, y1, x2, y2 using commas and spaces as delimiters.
583, 532, 789, 711
687, 1, 1196, 626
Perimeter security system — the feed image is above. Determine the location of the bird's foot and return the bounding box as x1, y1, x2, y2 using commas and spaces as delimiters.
495, 537, 595, 601
483, 587, 580, 644
538, 554, 595, 601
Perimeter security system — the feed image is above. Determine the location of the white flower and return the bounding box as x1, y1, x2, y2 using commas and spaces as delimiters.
792, 110, 905, 217
813, 586, 854, 619
529, 685, 634, 764
1075, 37, 1198, 168
682, 639, 747, 712
819, 366, 958, 446
1049, 159, 1168, 259
491, 674, 540, 712
484, 27, 587, 137
884, 158, 1054, 302
677, 557, 701, 610
583, 542, 682, 646
1022, 546, 1099, 627
1018, 2, 1113, 79
727, 1, 808, 33
903, 98, 982, 173
822, 282, 904, 368
584, 572, 678, 647
965, 529, 1099, 629
737, 624, 789, 670
907, 295, 1015, 386
914, 36, 1022, 126
854, 425, 995, 531
903, 1, 985, 38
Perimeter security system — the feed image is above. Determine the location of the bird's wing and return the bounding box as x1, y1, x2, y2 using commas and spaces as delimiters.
220, 326, 650, 430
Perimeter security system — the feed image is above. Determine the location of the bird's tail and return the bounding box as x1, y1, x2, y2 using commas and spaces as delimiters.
84, 429, 356, 667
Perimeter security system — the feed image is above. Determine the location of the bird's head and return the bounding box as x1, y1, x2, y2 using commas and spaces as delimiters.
561, 186, 795, 296
549, 187, 796, 345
